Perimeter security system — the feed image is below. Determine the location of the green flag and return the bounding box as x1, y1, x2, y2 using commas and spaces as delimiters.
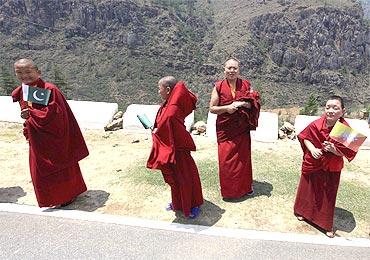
137, 114, 153, 129
24, 85, 51, 105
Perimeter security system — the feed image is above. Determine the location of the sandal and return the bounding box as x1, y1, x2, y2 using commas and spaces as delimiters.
188, 207, 200, 219
165, 202, 174, 211
326, 231, 336, 238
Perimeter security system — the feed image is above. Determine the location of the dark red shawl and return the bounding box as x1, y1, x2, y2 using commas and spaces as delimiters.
298, 115, 357, 175
146, 81, 196, 172
12, 78, 89, 176
215, 78, 260, 142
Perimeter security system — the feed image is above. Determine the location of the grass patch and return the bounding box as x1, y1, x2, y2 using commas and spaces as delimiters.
337, 181, 370, 220
129, 161, 165, 187
128, 149, 369, 228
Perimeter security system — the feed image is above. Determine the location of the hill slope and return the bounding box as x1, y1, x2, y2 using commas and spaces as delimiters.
0, 0, 369, 119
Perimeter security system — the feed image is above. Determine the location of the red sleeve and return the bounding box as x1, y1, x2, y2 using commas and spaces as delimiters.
26, 84, 88, 176
27, 88, 65, 137
237, 90, 261, 129
147, 105, 195, 171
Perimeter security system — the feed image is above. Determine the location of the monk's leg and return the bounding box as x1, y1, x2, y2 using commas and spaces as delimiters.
294, 171, 341, 232
217, 134, 253, 199
170, 151, 203, 217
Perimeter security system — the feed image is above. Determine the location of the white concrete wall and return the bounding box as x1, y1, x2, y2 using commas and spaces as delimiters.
293, 115, 320, 135
206, 111, 279, 143
67, 100, 118, 130
122, 104, 194, 132
0, 96, 23, 123
0, 96, 118, 130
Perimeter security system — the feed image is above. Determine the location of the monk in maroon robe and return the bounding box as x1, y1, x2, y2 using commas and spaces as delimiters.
147, 76, 203, 218
209, 58, 260, 199
294, 96, 357, 237
12, 58, 88, 208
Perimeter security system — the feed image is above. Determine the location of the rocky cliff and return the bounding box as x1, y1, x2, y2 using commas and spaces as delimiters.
0, 0, 368, 118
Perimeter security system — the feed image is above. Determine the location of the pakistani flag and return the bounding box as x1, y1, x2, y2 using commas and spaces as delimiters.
329, 121, 367, 152
22, 84, 51, 105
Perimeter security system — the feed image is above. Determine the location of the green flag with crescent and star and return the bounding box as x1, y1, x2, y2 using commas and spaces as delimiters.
22, 85, 51, 105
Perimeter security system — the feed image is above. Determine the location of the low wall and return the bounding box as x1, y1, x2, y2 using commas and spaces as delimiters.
0, 96, 118, 130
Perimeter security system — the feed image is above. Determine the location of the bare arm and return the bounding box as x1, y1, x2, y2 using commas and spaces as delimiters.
303, 139, 323, 159
209, 87, 249, 115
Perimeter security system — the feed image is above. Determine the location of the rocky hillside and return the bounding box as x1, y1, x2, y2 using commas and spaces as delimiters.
0, 0, 369, 119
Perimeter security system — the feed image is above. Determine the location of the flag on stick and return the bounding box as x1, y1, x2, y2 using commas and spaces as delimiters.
137, 114, 153, 130
22, 84, 51, 106
329, 121, 367, 152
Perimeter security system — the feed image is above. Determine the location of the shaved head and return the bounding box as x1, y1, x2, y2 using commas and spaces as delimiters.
224, 58, 240, 68
14, 58, 39, 71
14, 58, 41, 84
158, 76, 178, 89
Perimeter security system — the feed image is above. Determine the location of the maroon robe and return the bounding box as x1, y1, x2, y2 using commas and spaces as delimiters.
294, 115, 357, 231
12, 78, 88, 207
147, 81, 203, 217
215, 78, 260, 199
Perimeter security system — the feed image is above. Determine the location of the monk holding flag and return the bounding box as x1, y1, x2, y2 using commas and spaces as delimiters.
11, 58, 88, 208
209, 58, 260, 200
294, 95, 358, 238
329, 121, 367, 152
147, 76, 203, 218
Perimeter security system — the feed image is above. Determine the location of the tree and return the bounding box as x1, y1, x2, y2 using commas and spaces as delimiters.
300, 94, 318, 116
53, 65, 73, 99
0, 65, 17, 96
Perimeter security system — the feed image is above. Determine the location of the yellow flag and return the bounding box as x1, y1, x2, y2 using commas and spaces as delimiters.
329, 121, 367, 152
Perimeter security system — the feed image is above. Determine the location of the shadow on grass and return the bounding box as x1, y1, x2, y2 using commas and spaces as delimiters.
334, 207, 356, 233
59, 190, 110, 212
222, 180, 273, 203
0, 186, 27, 203
172, 200, 225, 227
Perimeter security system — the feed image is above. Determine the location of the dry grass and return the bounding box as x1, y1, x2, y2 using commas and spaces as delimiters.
1, 122, 369, 238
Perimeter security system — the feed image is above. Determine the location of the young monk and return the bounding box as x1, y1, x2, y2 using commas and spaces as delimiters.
147, 76, 203, 218
294, 95, 357, 238
11, 58, 88, 208
209, 58, 260, 199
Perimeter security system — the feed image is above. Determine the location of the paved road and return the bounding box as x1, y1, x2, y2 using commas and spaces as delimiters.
1, 211, 369, 259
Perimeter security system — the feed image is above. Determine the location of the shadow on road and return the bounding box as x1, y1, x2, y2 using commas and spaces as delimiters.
172, 200, 225, 227
334, 207, 356, 233
222, 180, 273, 203
0, 186, 27, 203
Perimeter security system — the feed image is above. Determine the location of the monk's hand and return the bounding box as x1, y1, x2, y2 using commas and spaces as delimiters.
322, 141, 336, 153
226, 103, 239, 114
310, 147, 323, 159
20, 108, 30, 119
232, 101, 244, 108
241, 101, 252, 109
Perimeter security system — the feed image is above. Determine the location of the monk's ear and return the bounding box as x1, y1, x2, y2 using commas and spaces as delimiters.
166, 87, 171, 94
342, 107, 346, 116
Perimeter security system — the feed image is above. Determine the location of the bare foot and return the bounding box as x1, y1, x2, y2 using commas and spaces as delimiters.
326, 231, 336, 238
296, 215, 304, 221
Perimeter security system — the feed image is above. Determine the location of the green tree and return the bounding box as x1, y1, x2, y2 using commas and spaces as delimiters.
300, 94, 318, 116
53, 65, 72, 99
0, 65, 17, 96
